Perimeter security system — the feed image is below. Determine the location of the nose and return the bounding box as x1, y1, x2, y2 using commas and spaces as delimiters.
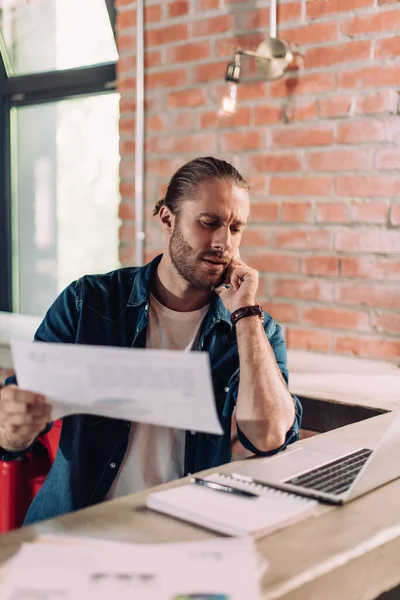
211, 226, 232, 253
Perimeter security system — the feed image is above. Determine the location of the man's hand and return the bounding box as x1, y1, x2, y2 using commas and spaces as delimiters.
0, 385, 52, 452
215, 257, 259, 314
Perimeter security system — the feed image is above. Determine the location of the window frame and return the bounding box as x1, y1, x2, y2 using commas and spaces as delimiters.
0, 0, 118, 311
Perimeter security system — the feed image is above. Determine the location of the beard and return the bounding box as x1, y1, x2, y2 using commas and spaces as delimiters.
169, 223, 228, 290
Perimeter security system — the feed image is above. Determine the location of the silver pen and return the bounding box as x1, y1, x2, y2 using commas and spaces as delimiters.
190, 476, 257, 498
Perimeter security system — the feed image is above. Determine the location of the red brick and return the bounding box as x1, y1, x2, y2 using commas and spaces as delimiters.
272, 126, 334, 147
241, 228, 271, 247
351, 202, 388, 224
286, 101, 319, 122
337, 176, 400, 197
237, 82, 270, 101
305, 41, 370, 70
117, 33, 135, 53
282, 202, 313, 222
270, 73, 335, 98
168, 41, 211, 63
118, 202, 135, 221
119, 222, 135, 243
372, 312, 400, 336
119, 245, 135, 266
119, 159, 134, 180
340, 257, 400, 280
167, 88, 207, 108
193, 15, 234, 36
253, 105, 283, 126
150, 133, 217, 154
215, 34, 265, 59
378, 0, 399, 3
170, 112, 193, 130
307, 0, 373, 18
319, 95, 352, 118
375, 36, 400, 59
272, 176, 333, 196
287, 328, 331, 351
356, 90, 398, 115
390, 204, 400, 226
336, 283, 400, 309
220, 131, 263, 152
243, 253, 299, 273
119, 139, 135, 155
263, 302, 300, 323
116, 9, 136, 30
272, 278, 334, 302
250, 203, 280, 222
334, 336, 400, 361
145, 24, 188, 46
119, 117, 135, 134
275, 230, 332, 250
281, 21, 339, 46
145, 69, 186, 89
303, 307, 370, 330
167, 0, 189, 18
117, 77, 136, 92
247, 153, 302, 173
308, 149, 372, 171
193, 60, 227, 83
338, 65, 400, 90
241, 4, 302, 29
342, 9, 400, 36
338, 120, 386, 143
246, 175, 269, 195
302, 256, 340, 276
145, 49, 163, 69
316, 202, 348, 223
336, 230, 400, 254
144, 4, 162, 22
195, 0, 219, 10
201, 106, 251, 128
375, 149, 400, 170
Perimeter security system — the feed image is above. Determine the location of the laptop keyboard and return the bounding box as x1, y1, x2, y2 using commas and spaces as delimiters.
284, 448, 373, 496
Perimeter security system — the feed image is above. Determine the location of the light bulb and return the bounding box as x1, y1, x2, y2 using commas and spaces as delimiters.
218, 82, 237, 117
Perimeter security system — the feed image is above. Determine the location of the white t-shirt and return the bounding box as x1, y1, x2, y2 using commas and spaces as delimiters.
106, 293, 209, 499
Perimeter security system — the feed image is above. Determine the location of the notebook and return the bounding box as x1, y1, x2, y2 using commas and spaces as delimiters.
146, 472, 318, 538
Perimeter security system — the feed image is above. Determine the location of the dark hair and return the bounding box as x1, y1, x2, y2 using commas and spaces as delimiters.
153, 156, 249, 217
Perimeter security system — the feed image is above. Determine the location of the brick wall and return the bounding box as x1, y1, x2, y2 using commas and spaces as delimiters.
116, 0, 400, 362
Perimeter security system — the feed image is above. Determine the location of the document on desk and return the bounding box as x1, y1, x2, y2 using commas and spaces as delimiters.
0, 535, 263, 600
10, 340, 223, 434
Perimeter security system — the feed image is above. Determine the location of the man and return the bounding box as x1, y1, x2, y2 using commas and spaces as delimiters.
0, 157, 301, 525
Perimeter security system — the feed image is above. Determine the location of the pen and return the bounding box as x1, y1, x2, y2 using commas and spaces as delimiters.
190, 477, 257, 498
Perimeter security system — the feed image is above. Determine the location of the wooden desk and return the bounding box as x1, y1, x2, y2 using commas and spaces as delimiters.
1, 413, 399, 599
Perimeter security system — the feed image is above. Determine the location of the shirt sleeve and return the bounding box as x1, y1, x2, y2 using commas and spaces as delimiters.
234, 320, 302, 457
0, 280, 80, 461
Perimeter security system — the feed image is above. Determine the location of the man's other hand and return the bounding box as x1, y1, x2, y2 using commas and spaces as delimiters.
0, 385, 52, 452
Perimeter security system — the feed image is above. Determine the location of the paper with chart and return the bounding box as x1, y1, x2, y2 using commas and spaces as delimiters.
10, 340, 223, 434
0, 535, 263, 600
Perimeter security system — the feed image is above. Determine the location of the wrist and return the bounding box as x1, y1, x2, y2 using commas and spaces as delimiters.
231, 304, 263, 326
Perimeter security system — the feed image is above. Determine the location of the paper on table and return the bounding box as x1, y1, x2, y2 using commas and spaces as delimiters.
10, 340, 223, 434
0, 536, 263, 600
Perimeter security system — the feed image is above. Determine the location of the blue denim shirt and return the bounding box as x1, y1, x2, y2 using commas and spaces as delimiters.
2, 255, 301, 525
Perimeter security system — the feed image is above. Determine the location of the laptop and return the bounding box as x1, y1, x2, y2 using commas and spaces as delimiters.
233, 411, 400, 505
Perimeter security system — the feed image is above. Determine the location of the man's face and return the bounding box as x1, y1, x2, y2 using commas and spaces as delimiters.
168, 178, 250, 290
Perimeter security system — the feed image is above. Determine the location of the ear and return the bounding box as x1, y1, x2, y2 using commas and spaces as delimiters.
158, 204, 175, 236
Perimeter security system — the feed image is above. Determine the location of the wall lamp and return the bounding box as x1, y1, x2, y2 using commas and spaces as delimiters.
219, 0, 304, 116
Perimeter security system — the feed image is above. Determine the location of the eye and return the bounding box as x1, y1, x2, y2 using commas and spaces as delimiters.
231, 226, 243, 234
200, 220, 218, 228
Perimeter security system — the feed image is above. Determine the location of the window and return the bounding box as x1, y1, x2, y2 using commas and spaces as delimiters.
0, 0, 119, 316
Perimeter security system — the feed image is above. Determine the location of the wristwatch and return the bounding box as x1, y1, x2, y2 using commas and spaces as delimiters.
230, 304, 264, 326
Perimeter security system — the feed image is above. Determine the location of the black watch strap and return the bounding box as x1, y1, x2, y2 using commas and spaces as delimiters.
230, 304, 264, 326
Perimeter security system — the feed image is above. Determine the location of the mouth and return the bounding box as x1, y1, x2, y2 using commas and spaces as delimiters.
201, 258, 228, 272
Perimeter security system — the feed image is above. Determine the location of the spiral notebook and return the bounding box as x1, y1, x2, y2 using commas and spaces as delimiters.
146, 473, 317, 538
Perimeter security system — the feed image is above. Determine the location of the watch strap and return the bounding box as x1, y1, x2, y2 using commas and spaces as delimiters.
230, 304, 264, 326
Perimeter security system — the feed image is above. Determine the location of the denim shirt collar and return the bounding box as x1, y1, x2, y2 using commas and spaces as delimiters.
126, 253, 232, 330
